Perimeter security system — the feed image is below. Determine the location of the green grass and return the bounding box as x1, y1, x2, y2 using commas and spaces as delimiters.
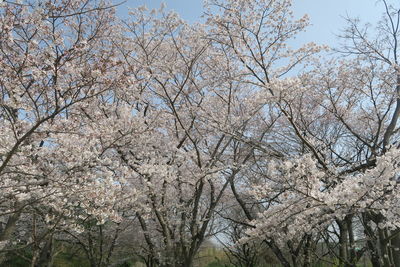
1, 244, 374, 267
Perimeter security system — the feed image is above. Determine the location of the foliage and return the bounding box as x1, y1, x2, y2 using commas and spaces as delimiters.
1, 0, 400, 267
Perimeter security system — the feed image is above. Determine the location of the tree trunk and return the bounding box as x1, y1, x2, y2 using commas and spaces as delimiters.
346, 216, 357, 267
0, 209, 22, 265
267, 240, 291, 267
0, 203, 22, 245
378, 229, 392, 267
303, 235, 312, 267
338, 219, 349, 267
362, 213, 381, 267
34, 235, 55, 267
391, 231, 400, 267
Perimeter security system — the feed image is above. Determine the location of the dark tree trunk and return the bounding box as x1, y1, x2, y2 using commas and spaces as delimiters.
34, 235, 54, 267
337, 219, 349, 267
391, 232, 400, 267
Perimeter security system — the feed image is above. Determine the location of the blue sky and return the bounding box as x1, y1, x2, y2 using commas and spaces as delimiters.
118, 0, 383, 47
292, 0, 381, 47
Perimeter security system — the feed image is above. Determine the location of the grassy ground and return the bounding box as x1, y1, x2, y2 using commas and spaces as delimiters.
2, 246, 374, 267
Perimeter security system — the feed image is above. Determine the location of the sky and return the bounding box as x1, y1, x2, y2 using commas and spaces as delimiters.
117, 0, 384, 48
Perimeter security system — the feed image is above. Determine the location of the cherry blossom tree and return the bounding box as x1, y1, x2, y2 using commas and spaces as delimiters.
4, 0, 400, 266
114, 5, 270, 266
240, 1, 400, 266
0, 0, 139, 265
